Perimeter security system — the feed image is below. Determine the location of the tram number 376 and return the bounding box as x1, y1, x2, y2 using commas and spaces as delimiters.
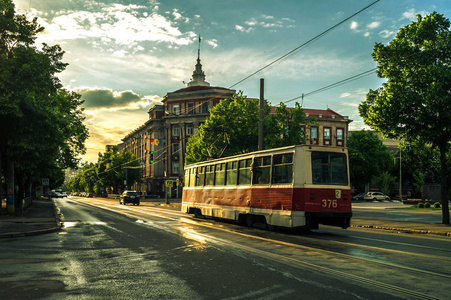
322, 199, 338, 208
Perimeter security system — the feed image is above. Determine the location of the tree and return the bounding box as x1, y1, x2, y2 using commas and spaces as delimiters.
185, 92, 310, 164
347, 130, 393, 192
0, 1, 88, 207
68, 147, 142, 195
373, 172, 397, 196
359, 12, 451, 224
396, 142, 440, 198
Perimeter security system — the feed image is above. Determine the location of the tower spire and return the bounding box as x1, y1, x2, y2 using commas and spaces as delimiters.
188, 34, 210, 87
198, 34, 201, 60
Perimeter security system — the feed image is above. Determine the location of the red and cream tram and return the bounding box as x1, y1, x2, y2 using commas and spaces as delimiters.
182, 145, 352, 230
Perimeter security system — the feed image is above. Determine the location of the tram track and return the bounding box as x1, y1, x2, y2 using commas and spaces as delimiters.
68, 197, 449, 299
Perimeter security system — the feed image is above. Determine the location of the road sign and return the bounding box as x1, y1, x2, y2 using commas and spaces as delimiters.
42, 178, 49, 186
166, 180, 173, 187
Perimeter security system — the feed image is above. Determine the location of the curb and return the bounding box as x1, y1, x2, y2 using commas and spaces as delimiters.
0, 199, 63, 239
351, 224, 451, 237
0, 226, 62, 239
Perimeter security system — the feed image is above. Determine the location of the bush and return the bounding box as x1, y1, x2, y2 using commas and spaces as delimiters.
418, 202, 424, 208
424, 202, 431, 208
434, 202, 441, 208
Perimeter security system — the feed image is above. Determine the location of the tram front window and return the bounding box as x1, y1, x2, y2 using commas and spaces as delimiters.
311, 152, 347, 185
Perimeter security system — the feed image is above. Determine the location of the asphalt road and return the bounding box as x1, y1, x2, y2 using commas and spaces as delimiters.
1, 197, 450, 299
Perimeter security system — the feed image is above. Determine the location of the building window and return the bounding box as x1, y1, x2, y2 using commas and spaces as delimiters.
324, 127, 331, 145
310, 127, 318, 144
311, 127, 318, 139
187, 103, 194, 115
172, 124, 180, 136
300, 126, 306, 140
173, 143, 180, 155
336, 128, 343, 140
172, 162, 180, 174
336, 128, 344, 146
174, 105, 180, 115
186, 123, 194, 136
201, 102, 209, 113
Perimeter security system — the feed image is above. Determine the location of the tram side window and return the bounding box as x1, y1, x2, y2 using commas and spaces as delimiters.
311, 152, 348, 185
184, 170, 190, 187
196, 166, 205, 186
205, 165, 215, 186
238, 158, 252, 185
215, 163, 226, 186
272, 153, 293, 184
189, 168, 196, 187
226, 161, 238, 185
252, 156, 271, 184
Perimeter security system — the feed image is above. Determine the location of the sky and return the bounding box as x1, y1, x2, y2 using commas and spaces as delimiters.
11, 0, 451, 163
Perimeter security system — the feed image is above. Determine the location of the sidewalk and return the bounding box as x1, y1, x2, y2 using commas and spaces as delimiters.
1, 198, 450, 238
351, 201, 451, 236
0, 198, 62, 238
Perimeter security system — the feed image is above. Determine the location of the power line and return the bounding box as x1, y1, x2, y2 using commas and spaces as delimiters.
229, 0, 381, 89
284, 68, 377, 104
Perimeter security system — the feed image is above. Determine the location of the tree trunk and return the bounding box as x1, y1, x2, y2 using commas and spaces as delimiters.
6, 160, 15, 214
439, 145, 450, 224
0, 151, 3, 215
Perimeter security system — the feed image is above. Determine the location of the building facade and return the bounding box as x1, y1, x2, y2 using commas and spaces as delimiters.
116, 54, 352, 198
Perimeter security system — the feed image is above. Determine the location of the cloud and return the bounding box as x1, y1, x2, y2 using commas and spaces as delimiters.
367, 21, 381, 29
340, 92, 351, 98
379, 29, 395, 39
207, 39, 218, 48
235, 24, 253, 33
350, 21, 358, 30
76, 88, 162, 110
82, 109, 150, 162
78, 88, 163, 162
236, 15, 295, 33
31, 3, 195, 47
401, 8, 429, 21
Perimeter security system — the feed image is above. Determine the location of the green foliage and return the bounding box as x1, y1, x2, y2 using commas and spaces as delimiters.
418, 203, 424, 208
69, 147, 141, 194
185, 92, 310, 164
373, 172, 397, 196
396, 141, 439, 197
424, 202, 431, 208
359, 12, 451, 146
359, 12, 451, 224
434, 202, 441, 208
347, 130, 393, 191
0, 1, 88, 199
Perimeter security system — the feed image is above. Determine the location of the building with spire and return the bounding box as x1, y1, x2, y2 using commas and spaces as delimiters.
116, 41, 352, 198
118, 43, 236, 197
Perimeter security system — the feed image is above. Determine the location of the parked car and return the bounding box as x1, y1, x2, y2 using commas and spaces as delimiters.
352, 192, 366, 201
364, 192, 390, 201
120, 191, 140, 205
50, 191, 63, 198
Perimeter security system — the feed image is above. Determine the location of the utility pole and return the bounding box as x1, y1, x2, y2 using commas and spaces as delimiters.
258, 78, 264, 151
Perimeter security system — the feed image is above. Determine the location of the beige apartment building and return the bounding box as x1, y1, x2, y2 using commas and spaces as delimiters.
116, 54, 352, 198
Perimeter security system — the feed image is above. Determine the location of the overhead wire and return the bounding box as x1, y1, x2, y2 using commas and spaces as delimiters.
228, 0, 381, 89
284, 68, 377, 104
96, 0, 381, 177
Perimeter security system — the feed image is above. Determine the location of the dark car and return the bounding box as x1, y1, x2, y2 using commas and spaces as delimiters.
352, 192, 366, 201
120, 191, 140, 205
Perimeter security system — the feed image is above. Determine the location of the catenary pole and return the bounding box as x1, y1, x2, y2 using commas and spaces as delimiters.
258, 78, 264, 151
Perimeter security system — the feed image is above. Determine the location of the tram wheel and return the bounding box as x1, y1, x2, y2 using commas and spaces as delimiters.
245, 215, 253, 227
193, 208, 203, 218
